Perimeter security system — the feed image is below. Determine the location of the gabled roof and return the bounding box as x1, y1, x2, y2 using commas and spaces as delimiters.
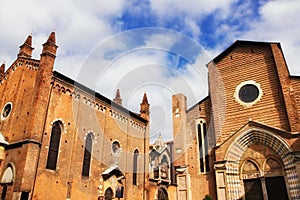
187, 95, 209, 113
215, 120, 300, 148
210, 40, 280, 64
101, 165, 125, 181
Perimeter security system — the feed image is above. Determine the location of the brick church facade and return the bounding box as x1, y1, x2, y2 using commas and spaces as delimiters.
0, 32, 151, 200
170, 41, 300, 199
0, 32, 300, 200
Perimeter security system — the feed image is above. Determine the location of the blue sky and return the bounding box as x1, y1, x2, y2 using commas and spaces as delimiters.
0, 0, 299, 141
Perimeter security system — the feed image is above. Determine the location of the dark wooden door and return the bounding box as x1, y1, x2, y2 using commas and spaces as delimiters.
244, 178, 263, 200
266, 176, 288, 200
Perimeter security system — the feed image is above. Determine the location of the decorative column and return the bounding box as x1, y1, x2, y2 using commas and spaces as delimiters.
290, 151, 300, 198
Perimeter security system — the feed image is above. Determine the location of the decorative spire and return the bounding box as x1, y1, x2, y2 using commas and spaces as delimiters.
140, 93, 150, 120
113, 89, 122, 105
154, 134, 165, 152
18, 34, 34, 58
47, 31, 56, 44
142, 93, 149, 104
41, 31, 58, 57
25, 34, 32, 46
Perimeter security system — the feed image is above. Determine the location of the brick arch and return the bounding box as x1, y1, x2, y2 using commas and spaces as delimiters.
224, 128, 300, 199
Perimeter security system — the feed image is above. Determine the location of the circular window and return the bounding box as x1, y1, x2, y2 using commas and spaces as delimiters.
1, 102, 12, 120
239, 84, 259, 103
234, 80, 262, 107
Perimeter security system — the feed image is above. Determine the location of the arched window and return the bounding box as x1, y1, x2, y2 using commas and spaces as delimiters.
196, 119, 209, 173
46, 121, 62, 170
112, 141, 120, 153
82, 133, 93, 177
160, 155, 169, 179
1, 164, 15, 200
133, 149, 139, 185
104, 188, 113, 200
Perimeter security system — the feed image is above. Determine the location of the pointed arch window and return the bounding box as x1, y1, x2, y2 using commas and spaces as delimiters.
160, 155, 169, 179
0, 164, 15, 200
46, 121, 62, 170
133, 149, 139, 185
196, 119, 209, 173
104, 188, 113, 200
82, 133, 93, 177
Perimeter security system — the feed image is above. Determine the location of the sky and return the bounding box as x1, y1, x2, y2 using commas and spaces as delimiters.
0, 0, 299, 142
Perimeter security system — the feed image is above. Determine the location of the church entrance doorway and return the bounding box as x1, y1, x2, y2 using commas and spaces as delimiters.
265, 176, 288, 200
243, 176, 288, 200
241, 156, 289, 200
244, 178, 263, 200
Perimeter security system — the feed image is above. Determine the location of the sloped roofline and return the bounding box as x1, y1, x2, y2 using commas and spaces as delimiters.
209, 40, 281, 64
52, 71, 148, 123
215, 120, 300, 148
187, 95, 209, 113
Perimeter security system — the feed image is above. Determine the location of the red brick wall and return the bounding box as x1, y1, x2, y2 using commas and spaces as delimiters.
32, 77, 149, 199
0, 46, 149, 199
0, 58, 40, 198
0, 59, 39, 143
291, 77, 300, 127
209, 43, 290, 143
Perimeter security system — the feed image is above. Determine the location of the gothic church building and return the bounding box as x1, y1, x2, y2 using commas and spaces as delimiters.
0, 32, 151, 200
170, 41, 300, 199
0, 32, 300, 200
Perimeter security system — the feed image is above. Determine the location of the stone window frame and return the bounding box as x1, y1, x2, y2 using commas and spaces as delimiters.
0, 163, 16, 200
1, 163, 15, 184
234, 80, 263, 107
1, 102, 12, 120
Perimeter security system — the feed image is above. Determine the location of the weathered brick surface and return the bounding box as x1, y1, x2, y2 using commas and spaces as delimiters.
0, 33, 150, 200
1, 34, 300, 200
30, 76, 149, 199
172, 41, 300, 200
209, 43, 291, 143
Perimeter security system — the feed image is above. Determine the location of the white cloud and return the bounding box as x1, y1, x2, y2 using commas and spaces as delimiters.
0, 0, 299, 142
150, 0, 236, 19
238, 0, 300, 74
0, 0, 125, 73
184, 17, 201, 39
72, 29, 210, 141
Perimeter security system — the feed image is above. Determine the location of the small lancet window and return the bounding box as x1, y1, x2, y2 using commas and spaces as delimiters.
196, 119, 209, 173
160, 155, 169, 179
46, 121, 62, 170
133, 149, 139, 185
82, 133, 93, 177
